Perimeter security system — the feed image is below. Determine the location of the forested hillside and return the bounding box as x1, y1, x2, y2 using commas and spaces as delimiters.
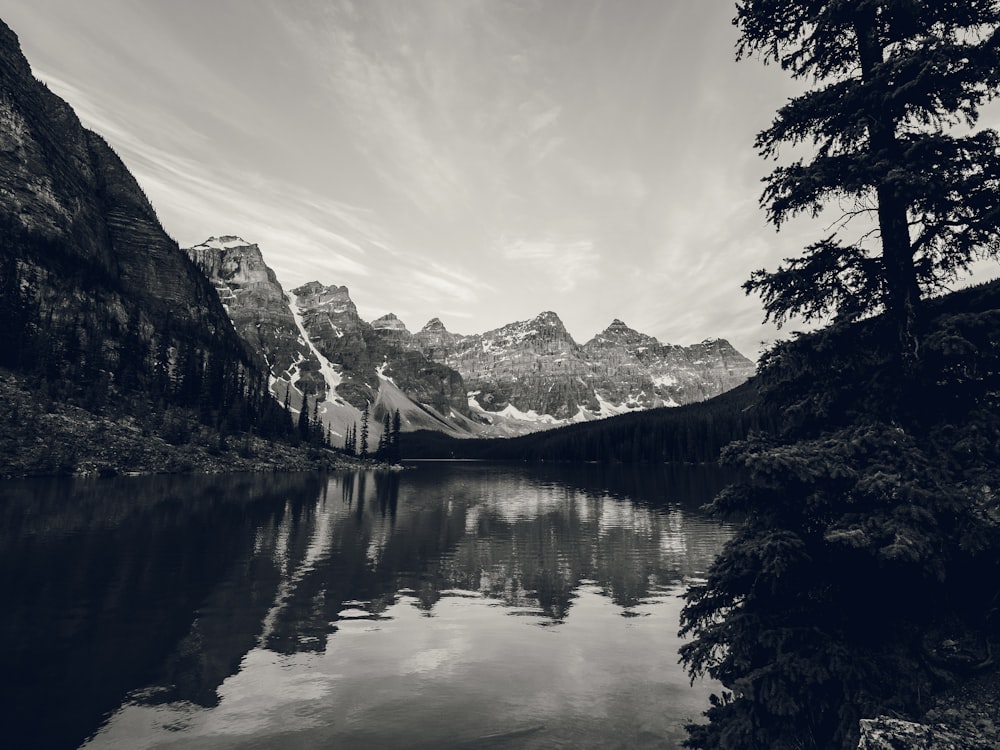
401, 377, 770, 463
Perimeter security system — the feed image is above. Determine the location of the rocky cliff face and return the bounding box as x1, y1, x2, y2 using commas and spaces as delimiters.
184, 237, 327, 398
179, 240, 478, 440
405, 312, 756, 428
290, 281, 471, 421
0, 19, 262, 404
582, 320, 756, 407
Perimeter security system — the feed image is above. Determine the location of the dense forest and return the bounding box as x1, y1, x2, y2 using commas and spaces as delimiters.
400, 378, 770, 463
680, 278, 1000, 749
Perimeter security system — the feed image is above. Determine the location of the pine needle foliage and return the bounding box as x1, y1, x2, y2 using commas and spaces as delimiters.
739, 0, 1000, 366
680, 295, 1000, 749
681, 5, 1000, 745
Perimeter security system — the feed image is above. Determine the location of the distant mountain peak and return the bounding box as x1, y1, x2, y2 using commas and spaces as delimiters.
421, 317, 448, 333
372, 313, 409, 332
291, 282, 358, 319
602, 318, 639, 335
196, 235, 255, 250
292, 280, 337, 297
534, 310, 562, 324
587, 319, 659, 349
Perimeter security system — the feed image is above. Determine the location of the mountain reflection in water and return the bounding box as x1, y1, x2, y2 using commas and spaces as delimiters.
0, 462, 737, 750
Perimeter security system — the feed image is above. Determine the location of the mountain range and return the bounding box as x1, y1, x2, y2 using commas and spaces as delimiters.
0, 11, 754, 460
184, 237, 756, 442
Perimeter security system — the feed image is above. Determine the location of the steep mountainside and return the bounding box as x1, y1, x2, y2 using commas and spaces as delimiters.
185, 237, 327, 399
291, 281, 471, 426
181, 240, 477, 442
0, 19, 276, 430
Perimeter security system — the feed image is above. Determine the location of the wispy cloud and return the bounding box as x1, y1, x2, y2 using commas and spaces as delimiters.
11, 0, 876, 359
502, 237, 600, 293
36, 69, 392, 284
273, 3, 473, 217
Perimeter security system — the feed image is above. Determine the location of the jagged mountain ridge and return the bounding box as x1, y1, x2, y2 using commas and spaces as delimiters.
408, 312, 756, 422
183, 237, 755, 439
184, 239, 477, 441
184, 236, 756, 437
411, 311, 598, 421
582, 319, 756, 406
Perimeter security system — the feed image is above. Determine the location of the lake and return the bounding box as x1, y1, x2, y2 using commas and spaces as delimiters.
0, 462, 738, 749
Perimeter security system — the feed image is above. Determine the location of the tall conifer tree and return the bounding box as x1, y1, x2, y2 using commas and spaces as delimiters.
297, 394, 310, 441
680, 4, 1000, 749
359, 404, 369, 459
738, 0, 1000, 370
380, 412, 391, 456
391, 409, 401, 462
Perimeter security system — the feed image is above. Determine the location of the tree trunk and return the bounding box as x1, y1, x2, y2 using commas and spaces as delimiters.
854, 11, 922, 377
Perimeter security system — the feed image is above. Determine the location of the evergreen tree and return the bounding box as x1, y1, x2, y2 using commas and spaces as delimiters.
379, 411, 391, 456
297, 394, 310, 441
309, 396, 323, 446
738, 0, 1000, 370
359, 403, 369, 459
391, 409, 402, 462
679, 5, 1000, 749
680, 314, 1000, 749
345, 422, 357, 455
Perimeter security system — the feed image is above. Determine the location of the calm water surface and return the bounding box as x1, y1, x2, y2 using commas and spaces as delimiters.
0, 462, 737, 749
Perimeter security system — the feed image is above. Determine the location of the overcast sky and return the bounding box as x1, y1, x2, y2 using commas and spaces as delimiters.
4, 1, 996, 358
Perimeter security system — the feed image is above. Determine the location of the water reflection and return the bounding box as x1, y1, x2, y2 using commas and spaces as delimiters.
0, 463, 735, 749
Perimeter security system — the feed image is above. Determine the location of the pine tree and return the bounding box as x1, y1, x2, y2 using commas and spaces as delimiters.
679, 5, 1000, 749
391, 409, 402, 463
359, 403, 369, 459
379, 411, 391, 456
345, 422, 357, 455
311, 396, 322, 445
738, 0, 1000, 371
280, 382, 295, 434
297, 394, 310, 441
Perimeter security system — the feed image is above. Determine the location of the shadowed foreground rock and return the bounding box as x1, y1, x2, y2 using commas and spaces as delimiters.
858, 716, 994, 750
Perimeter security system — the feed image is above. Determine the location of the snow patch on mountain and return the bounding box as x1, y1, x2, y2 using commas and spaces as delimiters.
289, 294, 344, 402
375, 360, 398, 387
199, 235, 252, 251
652, 374, 678, 388
496, 403, 562, 424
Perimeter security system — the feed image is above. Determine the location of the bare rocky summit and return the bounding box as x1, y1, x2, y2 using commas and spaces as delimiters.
185, 237, 327, 398
407, 311, 757, 424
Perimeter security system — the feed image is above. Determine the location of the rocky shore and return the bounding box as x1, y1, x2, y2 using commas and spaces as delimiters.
859, 663, 1000, 748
